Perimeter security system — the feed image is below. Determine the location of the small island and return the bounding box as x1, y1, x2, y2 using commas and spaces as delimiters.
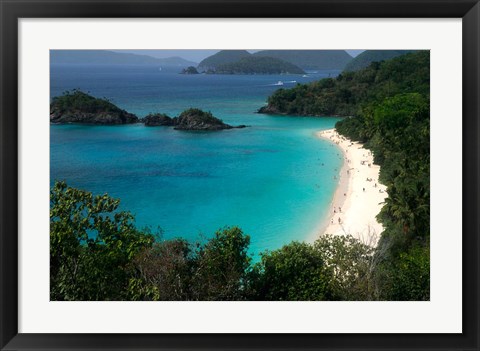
180, 66, 199, 75
174, 108, 246, 130
50, 90, 138, 125
143, 113, 175, 126
144, 108, 246, 131
51, 91, 246, 131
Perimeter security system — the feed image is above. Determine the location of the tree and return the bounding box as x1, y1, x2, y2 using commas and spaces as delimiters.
50, 181, 154, 300
191, 226, 252, 300
374, 244, 430, 301
130, 239, 193, 301
314, 235, 374, 300
249, 241, 334, 301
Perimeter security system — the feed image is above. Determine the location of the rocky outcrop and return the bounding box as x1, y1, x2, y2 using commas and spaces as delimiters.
143, 113, 175, 126
174, 108, 245, 131
257, 105, 283, 115
50, 90, 138, 125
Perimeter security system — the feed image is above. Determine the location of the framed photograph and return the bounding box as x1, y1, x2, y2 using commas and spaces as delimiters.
1, 0, 478, 350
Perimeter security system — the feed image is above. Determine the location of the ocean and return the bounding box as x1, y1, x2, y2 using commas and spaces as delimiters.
50, 64, 343, 256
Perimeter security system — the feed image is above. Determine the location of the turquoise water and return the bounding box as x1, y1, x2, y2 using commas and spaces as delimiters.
50, 65, 343, 256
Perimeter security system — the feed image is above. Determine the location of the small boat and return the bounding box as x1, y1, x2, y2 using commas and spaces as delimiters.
302, 74, 309, 77
274, 81, 284, 86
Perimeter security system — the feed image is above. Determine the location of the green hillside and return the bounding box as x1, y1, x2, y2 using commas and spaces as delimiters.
259, 51, 429, 116
253, 50, 352, 70
197, 50, 251, 71
343, 50, 416, 72
214, 56, 305, 74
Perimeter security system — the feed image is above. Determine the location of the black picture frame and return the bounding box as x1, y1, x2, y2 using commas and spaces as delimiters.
1, 0, 478, 350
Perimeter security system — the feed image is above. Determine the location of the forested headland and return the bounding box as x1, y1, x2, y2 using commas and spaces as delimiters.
258, 51, 429, 117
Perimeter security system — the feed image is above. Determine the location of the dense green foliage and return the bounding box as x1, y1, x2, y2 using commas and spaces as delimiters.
51, 182, 382, 301
335, 94, 430, 302
343, 50, 416, 72
259, 51, 429, 117
177, 108, 221, 124
130, 227, 252, 301
51, 90, 129, 114
253, 50, 352, 70
214, 56, 305, 75
248, 236, 374, 300
373, 244, 430, 300
197, 50, 251, 70
50, 181, 154, 300
336, 97, 430, 300
249, 242, 335, 300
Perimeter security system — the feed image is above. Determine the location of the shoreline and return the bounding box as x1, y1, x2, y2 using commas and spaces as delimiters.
315, 129, 388, 246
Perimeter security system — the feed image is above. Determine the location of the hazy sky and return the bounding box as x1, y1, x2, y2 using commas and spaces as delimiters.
114, 49, 365, 63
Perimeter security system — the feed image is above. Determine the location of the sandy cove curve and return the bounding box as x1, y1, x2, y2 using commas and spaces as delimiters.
316, 128, 388, 246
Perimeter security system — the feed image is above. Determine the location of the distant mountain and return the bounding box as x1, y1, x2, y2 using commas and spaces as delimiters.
214, 56, 304, 75
155, 56, 198, 67
197, 50, 251, 71
253, 50, 353, 70
343, 50, 416, 72
50, 50, 197, 67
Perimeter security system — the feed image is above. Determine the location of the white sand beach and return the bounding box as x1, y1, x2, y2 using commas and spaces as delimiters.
316, 129, 388, 246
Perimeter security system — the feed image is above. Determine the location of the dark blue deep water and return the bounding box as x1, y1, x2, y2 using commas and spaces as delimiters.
50, 64, 343, 256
